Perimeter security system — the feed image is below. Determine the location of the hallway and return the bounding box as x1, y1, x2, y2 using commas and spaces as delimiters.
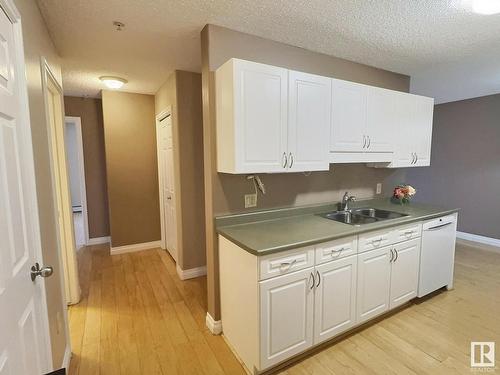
68, 245, 245, 374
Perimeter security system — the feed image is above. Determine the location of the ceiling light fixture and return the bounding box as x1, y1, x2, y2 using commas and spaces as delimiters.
471, 0, 500, 14
99, 76, 127, 89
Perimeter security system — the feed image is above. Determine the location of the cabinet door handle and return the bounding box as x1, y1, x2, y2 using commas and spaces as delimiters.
394, 249, 399, 262
389, 248, 394, 262
282, 152, 288, 168
367, 136, 371, 148
316, 270, 321, 287
415, 153, 418, 164
288, 152, 294, 168
362, 135, 366, 149
309, 272, 315, 290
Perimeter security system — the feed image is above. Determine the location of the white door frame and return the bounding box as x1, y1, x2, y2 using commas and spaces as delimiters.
0, 0, 54, 370
41, 57, 81, 306
64, 116, 90, 246
155, 107, 171, 250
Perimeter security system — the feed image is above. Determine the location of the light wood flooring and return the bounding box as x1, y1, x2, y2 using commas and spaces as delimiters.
68, 242, 500, 375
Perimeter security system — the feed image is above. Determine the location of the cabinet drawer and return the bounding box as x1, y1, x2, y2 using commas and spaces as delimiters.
358, 228, 392, 253
315, 236, 357, 264
394, 222, 422, 243
260, 246, 315, 281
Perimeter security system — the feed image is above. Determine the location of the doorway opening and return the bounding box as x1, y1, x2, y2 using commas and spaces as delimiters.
42, 59, 81, 305
64, 116, 89, 249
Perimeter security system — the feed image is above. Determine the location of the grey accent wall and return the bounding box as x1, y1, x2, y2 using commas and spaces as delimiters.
405, 94, 500, 239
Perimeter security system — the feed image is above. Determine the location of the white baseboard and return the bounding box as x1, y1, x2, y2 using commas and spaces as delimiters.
206, 312, 222, 335
87, 236, 110, 245
457, 231, 500, 252
110, 240, 161, 255
62, 345, 72, 370
176, 264, 207, 280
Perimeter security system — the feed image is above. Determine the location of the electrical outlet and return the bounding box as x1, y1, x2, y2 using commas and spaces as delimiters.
376, 183, 382, 195
244, 194, 257, 208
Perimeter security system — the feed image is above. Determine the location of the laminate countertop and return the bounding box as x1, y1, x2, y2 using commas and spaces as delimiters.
216, 198, 459, 256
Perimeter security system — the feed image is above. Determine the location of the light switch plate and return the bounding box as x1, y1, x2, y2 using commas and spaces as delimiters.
245, 194, 257, 208
376, 183, 382, 195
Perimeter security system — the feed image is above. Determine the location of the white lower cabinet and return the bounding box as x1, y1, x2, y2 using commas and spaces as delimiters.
356, 247, 392, 323
314, 255, 357, 344
259, 268, 314, 370
389, 239, 420, 308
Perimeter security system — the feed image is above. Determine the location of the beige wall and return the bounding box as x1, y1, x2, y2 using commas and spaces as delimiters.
14, 0, 67, 367
201, 24, 411, 319
406, 94, 500, 239
101, 91, 160, 247
155, 71, 206, 270
64, 97, 110, 238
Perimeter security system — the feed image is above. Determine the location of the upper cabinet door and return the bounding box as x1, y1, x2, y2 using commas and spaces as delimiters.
216, 59, 288, 173
366, 87, 394, 153
330, 79, 367, 153
391, 92, 415, 167
287, 71, 331, 172
413, 96, 434, 166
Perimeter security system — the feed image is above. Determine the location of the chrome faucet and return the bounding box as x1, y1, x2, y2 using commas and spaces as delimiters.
341, 192, 356, 211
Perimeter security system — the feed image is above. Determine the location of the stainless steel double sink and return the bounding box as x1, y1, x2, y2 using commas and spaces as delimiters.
319, 208, 408, 226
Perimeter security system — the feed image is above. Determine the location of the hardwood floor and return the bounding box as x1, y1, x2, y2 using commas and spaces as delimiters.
68, 242, 500, 375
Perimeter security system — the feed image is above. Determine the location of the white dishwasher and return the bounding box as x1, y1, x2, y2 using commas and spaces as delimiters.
418, 214, 458, 297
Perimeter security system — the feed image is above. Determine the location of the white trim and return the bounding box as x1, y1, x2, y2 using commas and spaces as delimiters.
62, 345, 72, 370
176, 264, 207, 280
457, 231, 500, 251
206, 312, 223, 335
110, 240, 161, 255
87, 236, 110, 245
64, 116, 90, 246
0, 1, 53, 370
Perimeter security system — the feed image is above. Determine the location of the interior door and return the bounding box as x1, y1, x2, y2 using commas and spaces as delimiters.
314, 255, 357, 345
356, 247, 391, 324
259, 268, 314, 370
158, 115, 177, 261
389, 239, 420, 309
287, 70, 331, 172
330, 79, 367, 153
0, 5, 51, 374
234, 59, 288, 173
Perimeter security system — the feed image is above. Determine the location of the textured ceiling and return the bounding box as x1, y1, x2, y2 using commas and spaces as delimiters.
37, 0, 500, 102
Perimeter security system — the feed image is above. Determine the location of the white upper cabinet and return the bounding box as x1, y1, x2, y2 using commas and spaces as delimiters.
389, 93, 434, 168
330, 79, 367, 153
288, 70, 331, 172
216, 59, 330, 174
330, 80, 394, 163
216, 59, 288, 173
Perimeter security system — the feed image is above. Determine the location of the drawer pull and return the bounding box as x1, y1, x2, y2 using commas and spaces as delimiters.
330, 247, 344, 257
371, 238, 383, 246
404, 230, 414, 236
279, 259, 297, 271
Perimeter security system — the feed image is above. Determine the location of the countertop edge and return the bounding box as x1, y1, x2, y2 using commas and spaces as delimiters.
217, 208, 459, 256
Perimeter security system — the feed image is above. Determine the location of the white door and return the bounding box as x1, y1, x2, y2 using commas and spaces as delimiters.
287, 70, 331, 172
260, 268, 314, 370
413, 95, 434, 166
330, 79, 367, 153
314, 255, 357, 345
234, 60, 288, 173
356, 247, 391, 324
0, 4, 52, 374
366, 87, 393, 153
389, 239, 420, 309
158, 114, 177, 261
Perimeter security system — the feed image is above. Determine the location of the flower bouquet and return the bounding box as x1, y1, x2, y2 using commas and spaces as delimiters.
392, 184, 416, 204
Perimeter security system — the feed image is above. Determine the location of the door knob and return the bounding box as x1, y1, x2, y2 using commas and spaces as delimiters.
30, 263, 53, 282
